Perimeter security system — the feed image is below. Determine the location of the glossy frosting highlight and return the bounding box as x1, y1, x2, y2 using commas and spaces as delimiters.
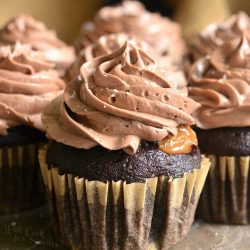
75, 1, 186, 68
189, 34, 250, 129
191, 11, 250, 60
0, 15, 75, 73
0, 43, 65, 135
43, 42, 199, 154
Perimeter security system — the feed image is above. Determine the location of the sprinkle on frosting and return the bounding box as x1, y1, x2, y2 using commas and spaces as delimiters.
43, 42, 199, 155
189, 34, 250, 129
0, 15, 75, 74
0, 42, 65, 135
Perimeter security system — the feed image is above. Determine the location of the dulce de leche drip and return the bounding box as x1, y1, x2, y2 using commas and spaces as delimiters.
159, 126, 197, 154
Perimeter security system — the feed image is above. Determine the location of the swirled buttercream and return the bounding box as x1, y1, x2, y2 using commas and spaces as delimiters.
68, 33, 187, 88
0, 43, 65, 135
0, 15, 75, 74
191, 11, 250, 60
43, 42, 198, 154
189, 34, 250, 129
74, 1, 186, 68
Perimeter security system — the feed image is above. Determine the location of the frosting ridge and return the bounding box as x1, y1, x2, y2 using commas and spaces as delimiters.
43, 42, 198, 154
0, 15, 75, 73
68, 33, 187, 88
189, 34, 250, 129
191, 11, 250, 60
75, 1, 186, 68
0, 43, 65, 135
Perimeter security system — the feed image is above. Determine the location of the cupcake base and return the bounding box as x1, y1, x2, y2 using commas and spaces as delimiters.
0, 126, 46, 214
195, 127, 250, 224
39, 148, 210, 249
198, 154, 250, 224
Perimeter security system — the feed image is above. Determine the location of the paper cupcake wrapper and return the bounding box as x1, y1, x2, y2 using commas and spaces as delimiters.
39, 148, 210, 250
0, 143, 45, 214
198, 154, 250, 224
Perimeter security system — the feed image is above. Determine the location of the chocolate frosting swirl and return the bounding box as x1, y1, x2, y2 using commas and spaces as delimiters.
75, 1, 186, 67
0, 15, 75, 73
0, 43, 65, 135
191, 11, 250, 60
68, 33, 187, 88
43, 42, 198, 155
189, 34, 250, 129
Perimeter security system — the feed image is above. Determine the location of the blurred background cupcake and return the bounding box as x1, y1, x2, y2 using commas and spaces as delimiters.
189, 11, 250, 61
0, 15, 76, 76
0, 0, 250, 42
189, 31, 250, 224
0, 42, 65, 214
39, 40, 210, 249
0, 0, 249, 83
74, 1, 187, 71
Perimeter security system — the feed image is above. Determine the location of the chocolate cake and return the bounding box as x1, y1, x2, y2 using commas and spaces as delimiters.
189, 31, 250, 224
39, 38, 210, 249
0, 42, 65, 214
195, 127, 250, 156
47, 140, 201, 183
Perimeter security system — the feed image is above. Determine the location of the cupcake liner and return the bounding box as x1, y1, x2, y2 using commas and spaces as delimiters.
39, 148, 210, 250
198, 154, 250, 224
0, 143, 45, 214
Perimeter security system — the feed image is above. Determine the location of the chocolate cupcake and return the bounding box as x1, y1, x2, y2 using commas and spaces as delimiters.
39, 41, 210, 249
0, 15, 76, 76
0, 43, 65, 213
67, 33, 187, 88
74, 1, 186, 70
189, 34, 250, 224
190, 11, 250, 61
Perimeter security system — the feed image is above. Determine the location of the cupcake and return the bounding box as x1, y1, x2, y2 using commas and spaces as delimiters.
74, 1, 186, 69
190, 11, 250, 61
0, 42, 65, 213
39, 41, 210, 249
67, 33, 187, 89
0, 15, 76, 75
189, 34, 250, 224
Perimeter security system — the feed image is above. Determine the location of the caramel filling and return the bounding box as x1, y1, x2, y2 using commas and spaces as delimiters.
159, 126, 198, 154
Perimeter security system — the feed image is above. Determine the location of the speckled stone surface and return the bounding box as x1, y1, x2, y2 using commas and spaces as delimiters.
0, 206, 250, 249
